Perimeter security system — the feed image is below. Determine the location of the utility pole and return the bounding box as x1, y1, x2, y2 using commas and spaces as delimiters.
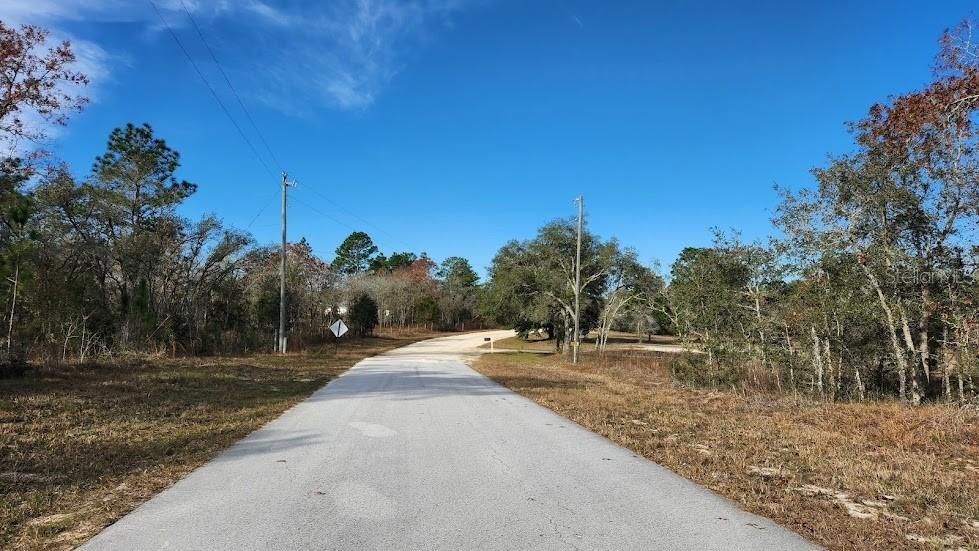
279, 171, 289, 354
573, 195, 583, 364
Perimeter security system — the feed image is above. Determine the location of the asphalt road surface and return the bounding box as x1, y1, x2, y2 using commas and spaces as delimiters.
83, 331, 817, 550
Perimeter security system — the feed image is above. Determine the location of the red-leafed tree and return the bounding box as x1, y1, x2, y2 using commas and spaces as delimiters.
855, 18, 979, 402
0, 21, 89, 357
776, 18, 979, 403
0, 21, 89, 150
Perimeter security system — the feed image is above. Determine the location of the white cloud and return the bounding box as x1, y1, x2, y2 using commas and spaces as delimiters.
0, 0, 475, 113
244, 1, 295, 27
225, 0, 473, 110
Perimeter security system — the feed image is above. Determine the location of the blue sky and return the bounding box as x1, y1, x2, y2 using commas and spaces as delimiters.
3, 1, 976, 277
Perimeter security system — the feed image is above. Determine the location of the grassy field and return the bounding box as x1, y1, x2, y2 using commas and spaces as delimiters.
472, 348, 979, 550
0, 330, 441, 551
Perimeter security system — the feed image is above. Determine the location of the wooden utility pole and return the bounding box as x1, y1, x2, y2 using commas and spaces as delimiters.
279, 171, 288, 354
573, 195, 583, 364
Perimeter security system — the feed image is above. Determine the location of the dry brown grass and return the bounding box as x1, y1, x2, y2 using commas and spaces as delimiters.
483, 335, 556, 352
473, 350, 979, 550
484, 332, 680, 353
0, 330, 442, 550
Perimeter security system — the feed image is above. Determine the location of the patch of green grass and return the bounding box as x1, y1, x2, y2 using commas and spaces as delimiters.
481, 336, 555, 353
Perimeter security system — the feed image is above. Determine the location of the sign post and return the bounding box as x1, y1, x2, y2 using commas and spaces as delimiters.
484, 336, 493, 353
330, 319, 349, 355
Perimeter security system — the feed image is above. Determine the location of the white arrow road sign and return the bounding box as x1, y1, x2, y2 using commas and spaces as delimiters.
330, 319, 349, 338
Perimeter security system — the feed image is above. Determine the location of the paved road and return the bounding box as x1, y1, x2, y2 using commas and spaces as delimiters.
84, 331, 816, 550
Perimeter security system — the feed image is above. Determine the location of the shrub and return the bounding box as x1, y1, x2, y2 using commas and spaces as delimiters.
348, 294, 379, 337
0, 351, 28, 379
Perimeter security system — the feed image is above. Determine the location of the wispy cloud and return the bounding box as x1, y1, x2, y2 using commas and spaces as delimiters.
295, 0, 467, 109
244, 1, 295, 27
0, 0, 474, 113
223, 0, 472, 110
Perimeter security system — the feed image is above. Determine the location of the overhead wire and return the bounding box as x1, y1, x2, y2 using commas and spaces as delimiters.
148, 0, 275, 177
150, 0, 424, 255
297, 184, 422, 253
289, 191, 415, 255
288, 193, 369, 240
245, 190, 279, 230
177, 0, 283, 171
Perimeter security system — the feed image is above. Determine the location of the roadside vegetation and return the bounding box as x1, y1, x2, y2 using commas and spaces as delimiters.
473, 349, 979, 550
484, 332, 679, 353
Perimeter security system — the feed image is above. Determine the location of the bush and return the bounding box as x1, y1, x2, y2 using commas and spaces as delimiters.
0, 351, 28, 379
348, 294, 379, 337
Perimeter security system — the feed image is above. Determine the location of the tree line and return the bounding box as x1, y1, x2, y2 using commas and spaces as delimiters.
480, 20, 979, 404
479, 218, 665, 353
0, 21, 482, 370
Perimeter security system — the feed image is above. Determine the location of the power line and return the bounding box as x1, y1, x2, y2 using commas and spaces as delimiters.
151, 1, 418, 258
245, 190, 279, 229
289, 192, 362, 232
290, 192, 417, 255
148, 0, 275, 177
177, 0, 283, 171
298, 184, 418, 253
